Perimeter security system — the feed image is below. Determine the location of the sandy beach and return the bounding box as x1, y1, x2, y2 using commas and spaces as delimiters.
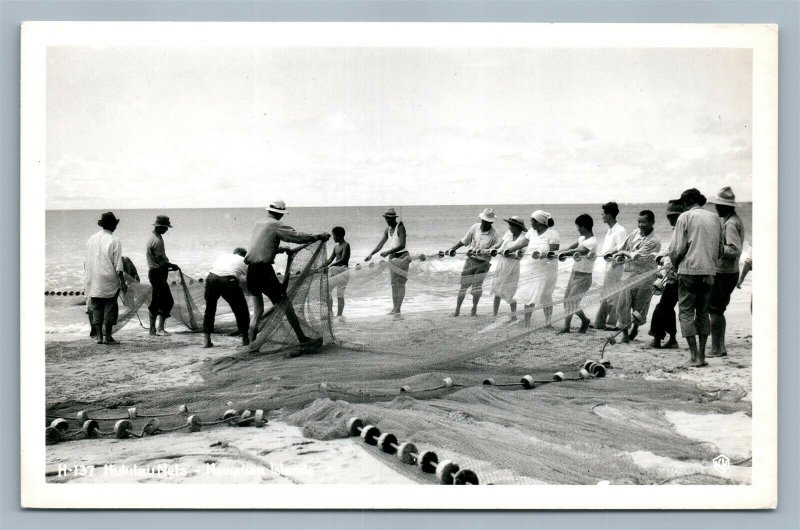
44, 277, 752, 486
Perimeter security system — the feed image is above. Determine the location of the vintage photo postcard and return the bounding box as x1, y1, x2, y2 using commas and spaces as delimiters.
20, 22, 777, 509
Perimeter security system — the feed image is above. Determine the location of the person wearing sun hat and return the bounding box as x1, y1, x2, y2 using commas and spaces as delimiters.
648, 198, 686, 349
146, 214, 180, 337
707, 186, 744, 357
245, 200, 330, 346
490, 215, 528, 320
516, 210, 561, 327
445, 208, 501, 317
668, 188, 724, 367
84, 211, 127, 345
365, 207, 411, 318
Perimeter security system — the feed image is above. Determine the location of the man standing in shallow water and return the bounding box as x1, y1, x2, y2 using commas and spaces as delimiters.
365, 208, 410, 319
245, 200, 330, 347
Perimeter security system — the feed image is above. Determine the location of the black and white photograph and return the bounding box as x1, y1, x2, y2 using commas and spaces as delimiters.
20, 22, 777, 509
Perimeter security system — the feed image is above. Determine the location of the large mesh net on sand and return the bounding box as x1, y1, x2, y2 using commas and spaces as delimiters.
48, 242, 750, 484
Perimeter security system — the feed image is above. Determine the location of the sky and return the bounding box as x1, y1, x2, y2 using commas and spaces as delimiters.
46, 46, 753, 209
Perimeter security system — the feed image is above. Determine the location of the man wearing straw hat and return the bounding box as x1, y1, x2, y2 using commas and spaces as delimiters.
707, 186, 745, 357
245, 200, 330, 346
146, 215, 180, 336
365, 208, 410, 318
446, 208, 501, 317
668, 188, 723, 367
648, 199, 686, 349
84, 211, 127, 345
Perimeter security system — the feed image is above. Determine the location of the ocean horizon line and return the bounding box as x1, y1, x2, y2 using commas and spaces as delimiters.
46, 200, 753, 212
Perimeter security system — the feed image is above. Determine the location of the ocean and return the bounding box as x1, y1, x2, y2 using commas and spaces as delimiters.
46, 203, 752, 290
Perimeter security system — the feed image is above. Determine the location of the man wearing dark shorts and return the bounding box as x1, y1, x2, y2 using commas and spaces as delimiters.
707, 187, 744, 357
245, 200, 330, 346
84, 212, 128, 344
146, 215, 179, 336
446, 208, 500, 317
203, 248, 251, 348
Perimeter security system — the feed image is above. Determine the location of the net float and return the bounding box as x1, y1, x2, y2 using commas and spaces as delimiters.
187, 415, 202, 432
45, 426, 60, 445
579, 368, 592, 379
253, 409, 266, 428
76, 410, 89, 423
552, 372, 565, 381
590, 363, 607, 378
442, 377, 454, 388
573, 254, 583, 262
545, 251, 557, 260
453, 469, 480, 485
178, 404, 189, 414
377, 432, 399, 455
520, 375, 535, 389
417, 450, 439, 474
222, 409, 239, 425
360, 425, 381, 445
396, 442, 419, 465
583, 359, 599, 371
82, 419, 99, 438
319, 382, 329, 391
530, 251, 542, 259
346, 417, 365, 436
586, 252, 597, 260
418, 254, 427, 262
114, 419, 132, 439
557, 252, 570, 262
482, 378, 495, 386
400, 385, 411, 393
603, 253, 615, 262
127, 407, 137, 419
142, 418, 160, 435
50, 418, 69, 432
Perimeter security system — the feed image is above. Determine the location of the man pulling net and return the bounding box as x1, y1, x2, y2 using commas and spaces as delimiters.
245, 200, 330, 350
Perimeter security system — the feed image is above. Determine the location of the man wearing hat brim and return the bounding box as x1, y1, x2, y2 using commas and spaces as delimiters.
490, 215, 529, 319
648, 199, 686, 349
707, 186, 745, 357
364, 208, 411, 317
84, 212, 128, 345
668, 188, 724, 367
146, 215, 180, 336
245, 200, 330, 346
446, 208, 501, 317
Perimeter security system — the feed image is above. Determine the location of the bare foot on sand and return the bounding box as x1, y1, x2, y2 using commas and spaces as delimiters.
687, 360, 709, 368
104, 337, 120, 345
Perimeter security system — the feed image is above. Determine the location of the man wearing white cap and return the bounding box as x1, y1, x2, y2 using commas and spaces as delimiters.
245, 200, 330, 347
446, 208, 501, 317
707, 186, 744, 357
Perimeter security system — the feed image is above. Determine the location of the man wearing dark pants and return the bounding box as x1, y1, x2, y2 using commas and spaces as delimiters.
203, 248, 250, 348
84, 212, 128, 345
245, 200, 330, 347
648, 199, 686, 349
668, 189, 723, 367
146, 215, 179, 336
707, 187, 744, 357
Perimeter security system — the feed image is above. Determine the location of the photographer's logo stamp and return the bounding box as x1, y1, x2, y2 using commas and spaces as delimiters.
712, 454, 731, 475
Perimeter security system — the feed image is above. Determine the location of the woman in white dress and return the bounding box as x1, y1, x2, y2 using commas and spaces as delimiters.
517, 210, 560, 327
491, 215, 529, 320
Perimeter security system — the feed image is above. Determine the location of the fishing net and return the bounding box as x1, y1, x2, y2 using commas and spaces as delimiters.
47, 242, 751, 485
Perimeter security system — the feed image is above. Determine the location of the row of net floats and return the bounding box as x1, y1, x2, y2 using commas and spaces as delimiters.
346, 416, 479, 485
44, 290, 86, 296
45, 404, 268, 445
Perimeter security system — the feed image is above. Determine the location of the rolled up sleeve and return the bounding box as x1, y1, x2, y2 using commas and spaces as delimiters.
277, 224, 317, 244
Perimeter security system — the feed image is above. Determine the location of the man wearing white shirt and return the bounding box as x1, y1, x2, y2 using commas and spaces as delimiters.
84, 212, 128, 345
203, 248, 251, 348
593, 202, 628, 329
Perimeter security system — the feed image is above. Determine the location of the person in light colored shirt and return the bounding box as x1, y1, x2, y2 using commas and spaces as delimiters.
490, 215, 528, 320
446, 208, 501, 317
648, 199, 686, 349
203, 248, 250, 348
84, 212, 127, 345
668, 188, 724, 368
246, 200, 330, 348
558, 214, 597, 333
516, 210, 561, 327
593, 202, 627, 330
707, 186, 745, 357
613, 210, 661, 343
